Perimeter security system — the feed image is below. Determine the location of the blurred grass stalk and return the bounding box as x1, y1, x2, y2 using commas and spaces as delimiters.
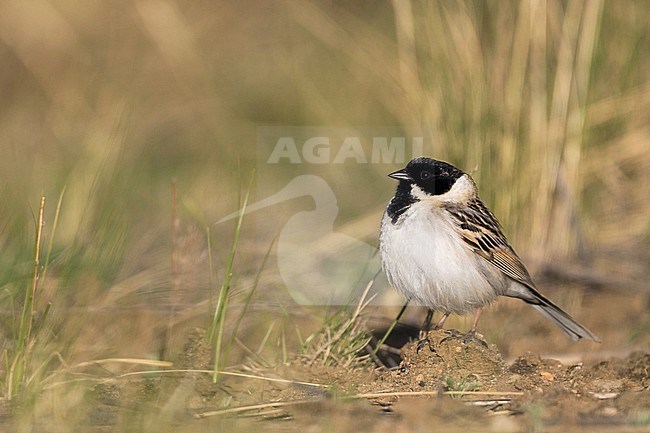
407, 0, 604, 260
290, 0, 614, 260
5, 190, 64, 400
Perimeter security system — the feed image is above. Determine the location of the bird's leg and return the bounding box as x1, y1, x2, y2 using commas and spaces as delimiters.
439, 308, 487, 347
416, 309, 434, 353
416, 309, 452, 353
464, 307, 487, 346
436, 311, 463, 339
434, 312, 451, 330
418, 308, 434, 340
469, 307, 483, 334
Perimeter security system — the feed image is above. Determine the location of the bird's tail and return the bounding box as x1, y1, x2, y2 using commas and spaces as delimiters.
527, 291, 601, 343
505, 284, 600, 342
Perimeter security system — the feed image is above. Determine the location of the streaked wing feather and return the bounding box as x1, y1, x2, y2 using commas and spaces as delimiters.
444, 200, 535, 288
491, 250, 534, 287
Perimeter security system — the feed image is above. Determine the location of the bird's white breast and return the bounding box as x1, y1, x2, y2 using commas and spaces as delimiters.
380, 202, 501, 313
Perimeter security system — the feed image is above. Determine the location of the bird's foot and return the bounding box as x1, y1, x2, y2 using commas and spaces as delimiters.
416, 328, 433, 353
416, 338, 432, 353
440, 329, 488, 348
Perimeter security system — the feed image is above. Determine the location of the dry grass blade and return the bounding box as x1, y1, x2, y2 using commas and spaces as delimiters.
69, 358, 175, 369
114, 369, 326, 388
194, 389, 526, 418
195, 400, 315, 418
359, 390, 525, 398
302, 280, 376, 368
42, 368, 326, 391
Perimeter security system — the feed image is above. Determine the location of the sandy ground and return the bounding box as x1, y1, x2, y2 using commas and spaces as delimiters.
7, 268, 649, 433
79, 302, 648, 433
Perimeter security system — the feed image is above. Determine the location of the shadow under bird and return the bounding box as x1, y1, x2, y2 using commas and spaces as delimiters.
379, 157, 600, 342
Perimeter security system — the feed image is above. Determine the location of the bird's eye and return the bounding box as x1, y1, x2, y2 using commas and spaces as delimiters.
420, 171, 431, 180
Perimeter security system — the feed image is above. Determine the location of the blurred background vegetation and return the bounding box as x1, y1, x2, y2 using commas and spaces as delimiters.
0, 0, 648, 428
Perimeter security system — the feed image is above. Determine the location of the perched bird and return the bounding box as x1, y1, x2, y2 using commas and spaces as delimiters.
379, 157, 600, 342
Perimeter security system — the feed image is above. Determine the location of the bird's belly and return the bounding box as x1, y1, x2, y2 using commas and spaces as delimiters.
380, 211, 501, 314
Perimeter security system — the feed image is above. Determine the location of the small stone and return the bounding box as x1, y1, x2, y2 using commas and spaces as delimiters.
540, 371, 554, 381
591, 379, 624, 393
509, 352, 542, 374
590, 392, 619, 400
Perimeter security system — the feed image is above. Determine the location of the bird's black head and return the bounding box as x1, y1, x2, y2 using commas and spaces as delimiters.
389, 157, 465, 196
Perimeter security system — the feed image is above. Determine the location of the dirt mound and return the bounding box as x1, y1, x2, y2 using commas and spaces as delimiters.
384, 329, 505, 393
371, 329, 649, 428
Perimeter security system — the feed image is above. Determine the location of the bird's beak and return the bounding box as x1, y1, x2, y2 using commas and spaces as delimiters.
388, 169, 411, 181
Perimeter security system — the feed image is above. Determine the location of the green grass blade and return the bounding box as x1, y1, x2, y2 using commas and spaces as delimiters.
227, 236, 276, 353
206, 226, 215, 330
40, 187, 65, 290
372, 301, 409, 355
210, 169, 255, 382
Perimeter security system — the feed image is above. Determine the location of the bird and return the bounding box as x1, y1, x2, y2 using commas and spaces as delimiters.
379, 157, 600, 343
217, 175, 385, 306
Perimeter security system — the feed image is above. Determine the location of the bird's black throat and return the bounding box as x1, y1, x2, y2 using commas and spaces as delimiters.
386, 181, 418, 224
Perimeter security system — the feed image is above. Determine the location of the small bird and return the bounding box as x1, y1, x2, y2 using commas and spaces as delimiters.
379, 157, 600, 342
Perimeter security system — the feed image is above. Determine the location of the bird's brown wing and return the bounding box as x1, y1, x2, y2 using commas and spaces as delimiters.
443, 200, 601, 342
443, 199, 535, 289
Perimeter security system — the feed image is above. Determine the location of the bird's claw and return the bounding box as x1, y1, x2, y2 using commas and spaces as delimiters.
440, 330, 488, 348
416, 338, 432, 353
